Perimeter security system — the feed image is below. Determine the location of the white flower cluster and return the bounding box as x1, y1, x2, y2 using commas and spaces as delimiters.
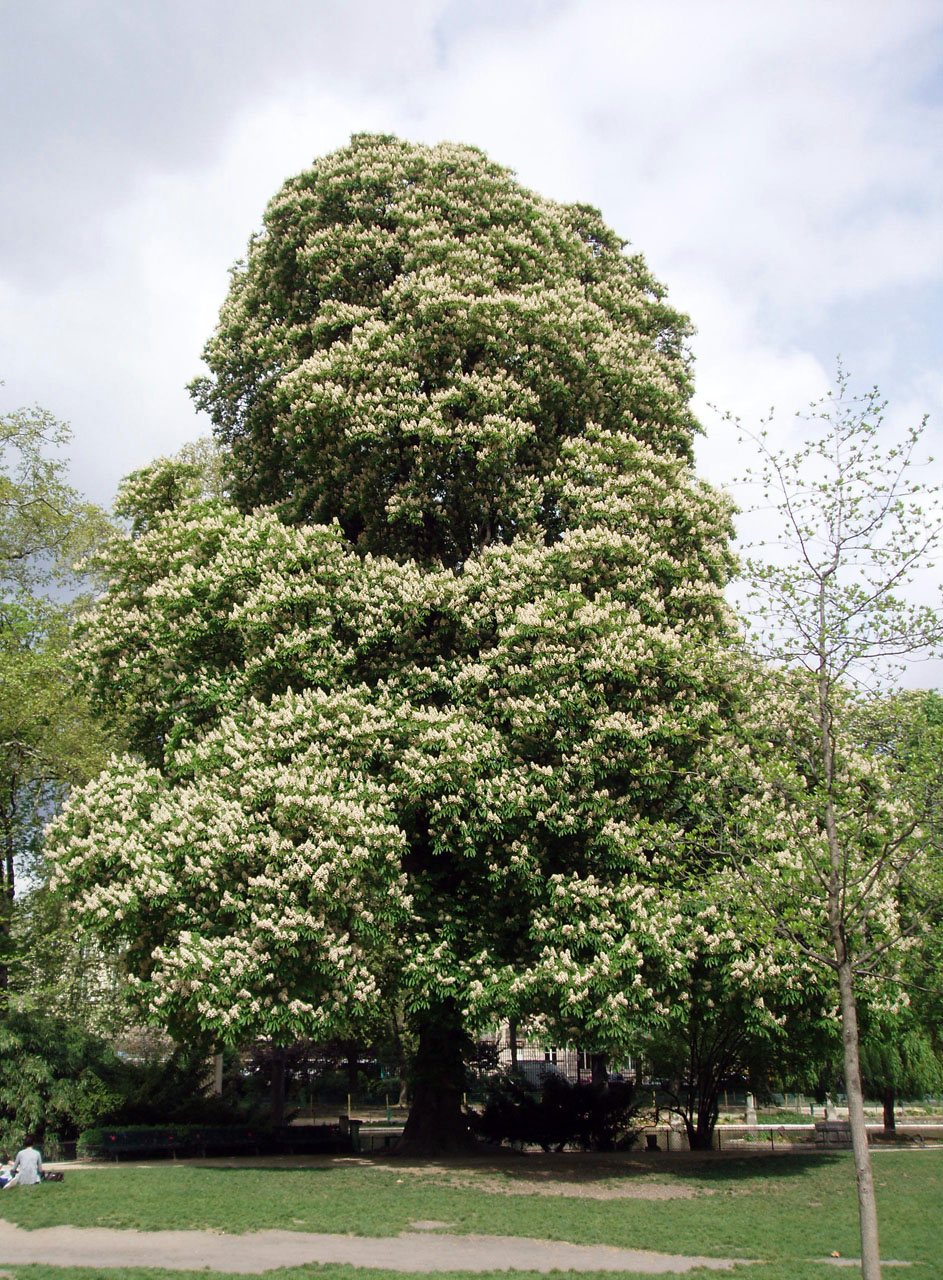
46, 421, 748, 1048
193, 135, 712, 566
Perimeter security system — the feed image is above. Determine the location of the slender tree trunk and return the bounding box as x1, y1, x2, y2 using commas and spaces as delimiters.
389, 1012, 409, 1108
345, 1041, 360, 1095
674, 1076, 720, 1151
882, 1087, 895, 1135
836, 958, 881, 1279
681, 1111, 696, 1150
0, 791, 17, 998
508, 1018, 519, 1072
398, 1000, 473, 1154
270, 1046, 286, 1127
819, 653, 881, 1280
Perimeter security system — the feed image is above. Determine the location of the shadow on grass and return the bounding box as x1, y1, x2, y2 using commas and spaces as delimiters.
392, 1147, 848, 1181
673, 1152, 847, 1184
92, 1146, 850, 1194
200, 1146, 849, 1185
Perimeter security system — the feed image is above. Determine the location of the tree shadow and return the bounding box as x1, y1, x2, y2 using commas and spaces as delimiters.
363, 1146, 847, 1185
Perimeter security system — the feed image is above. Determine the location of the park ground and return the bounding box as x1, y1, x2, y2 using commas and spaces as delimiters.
0, 1146, 940, 1280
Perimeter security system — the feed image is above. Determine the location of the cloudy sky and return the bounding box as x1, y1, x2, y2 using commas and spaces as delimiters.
3, 0, 941, 537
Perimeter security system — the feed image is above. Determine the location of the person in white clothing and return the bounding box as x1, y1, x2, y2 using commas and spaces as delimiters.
3, 1138, 43, 1187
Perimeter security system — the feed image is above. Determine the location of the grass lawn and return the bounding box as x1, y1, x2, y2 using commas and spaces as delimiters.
0, 1266, 926, 1280
0, 1148, 939, 1278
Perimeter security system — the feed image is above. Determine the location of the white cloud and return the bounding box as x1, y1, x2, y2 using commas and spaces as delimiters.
2, 0, 940, 555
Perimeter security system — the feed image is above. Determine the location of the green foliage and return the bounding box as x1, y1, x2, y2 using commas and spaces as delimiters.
0, 1008, 234, 1153
0, 399, 114, 999
859, 1004, 943, 1101
0, 1009, 124, 1153
48, 468, 735, 1050
9, 882, 136, 1039
0, 601, 110, 882
0, 1001, 247, 1156
113, 440, 229, 536
727, 368, 943, 983
0, 400, 109, 599
473, 1072, 640, 1151
634, 880, 839, 1148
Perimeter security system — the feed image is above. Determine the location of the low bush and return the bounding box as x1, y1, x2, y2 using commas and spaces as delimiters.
76, 1122, 349, 1160
471, 1072, 641, 1151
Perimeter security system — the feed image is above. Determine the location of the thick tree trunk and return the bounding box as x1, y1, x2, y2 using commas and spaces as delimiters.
590, 1053, 608, 1087
679, 1103, 716, 1151
882, 1086, 895, 1135
398, 1001, 473, 1154
690, 1085, 720, 1151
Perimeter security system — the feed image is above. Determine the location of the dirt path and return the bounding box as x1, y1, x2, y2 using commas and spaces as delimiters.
0, 1221, 747, 1273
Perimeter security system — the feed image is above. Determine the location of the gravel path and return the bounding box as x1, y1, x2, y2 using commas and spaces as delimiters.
0, 1221, 747, 1273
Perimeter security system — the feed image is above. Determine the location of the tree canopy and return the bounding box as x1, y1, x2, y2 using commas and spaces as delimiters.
50, 135, 738, 1149
191, 133, 700, 566
1, 401, 106, 602
0, 400, 112, 996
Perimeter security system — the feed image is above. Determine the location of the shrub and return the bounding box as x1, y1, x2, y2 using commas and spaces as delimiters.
0, 1010, 124, 1155
472, 1072, 641, 1151
76, 1122, 349, 1160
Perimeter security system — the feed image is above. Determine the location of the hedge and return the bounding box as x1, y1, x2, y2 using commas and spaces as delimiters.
77, 1122, 349, 1160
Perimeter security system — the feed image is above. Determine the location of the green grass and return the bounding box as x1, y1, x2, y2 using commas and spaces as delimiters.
0, 1265, 933, 1280
0, 1149, 939, 1276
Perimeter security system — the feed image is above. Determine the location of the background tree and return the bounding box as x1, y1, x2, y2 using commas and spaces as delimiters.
0, 601, 110, 990
1, 400, 106, 600
853, 689, 943, 1134
731, 371, 943, 1280
11, 878, 137, 1041
635, 885, 837, 1150
0, 399, 112, 993
858, 997, 943, 1134
49, 135, 737, 1152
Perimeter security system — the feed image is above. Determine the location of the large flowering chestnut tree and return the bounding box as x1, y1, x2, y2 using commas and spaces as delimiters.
48, 136, 738, 1149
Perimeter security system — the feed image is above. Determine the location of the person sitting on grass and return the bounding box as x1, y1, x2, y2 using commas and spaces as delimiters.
3, 1136, 43, 1187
